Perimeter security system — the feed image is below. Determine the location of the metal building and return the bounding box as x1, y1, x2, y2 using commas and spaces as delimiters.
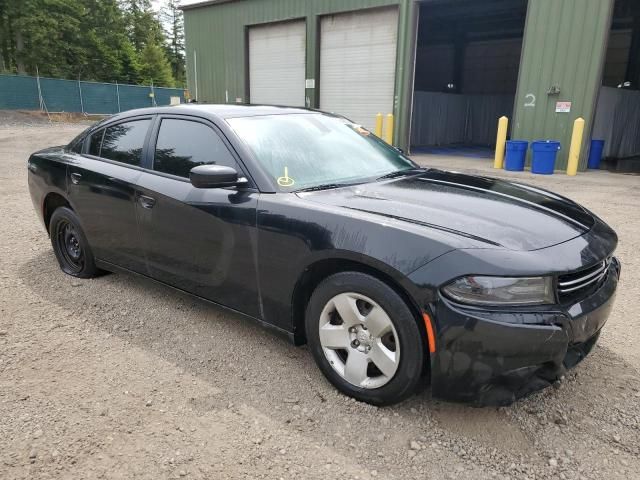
182, 0, 640, 171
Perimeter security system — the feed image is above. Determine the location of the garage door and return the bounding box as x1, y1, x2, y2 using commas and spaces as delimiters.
249, 21, 306, 107
320, 8, 399, 131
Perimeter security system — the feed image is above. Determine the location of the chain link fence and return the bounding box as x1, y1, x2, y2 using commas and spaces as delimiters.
0, 74, 185, 115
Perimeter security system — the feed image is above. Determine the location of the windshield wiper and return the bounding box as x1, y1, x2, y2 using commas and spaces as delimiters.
376, 168, 424, 181
294, 182, 356, 193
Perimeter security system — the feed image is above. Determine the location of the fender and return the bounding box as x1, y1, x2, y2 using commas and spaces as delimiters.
255, 193, 468, 334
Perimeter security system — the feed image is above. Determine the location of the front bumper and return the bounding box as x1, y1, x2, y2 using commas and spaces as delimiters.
429, 259, 620, 406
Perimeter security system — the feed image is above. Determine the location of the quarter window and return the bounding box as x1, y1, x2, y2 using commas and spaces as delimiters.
100, 119, 151, 166
88, 129, 104, 156
68, 131, 86, 154
153, 119, 237, 178
71, 140, 83, 154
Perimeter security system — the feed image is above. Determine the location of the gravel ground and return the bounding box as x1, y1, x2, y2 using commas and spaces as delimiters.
1, 113, 639, 479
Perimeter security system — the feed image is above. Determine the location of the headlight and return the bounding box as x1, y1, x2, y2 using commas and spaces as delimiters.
442, 276, 554, 306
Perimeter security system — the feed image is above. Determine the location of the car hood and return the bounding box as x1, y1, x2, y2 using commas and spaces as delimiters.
297, 169, 595, 251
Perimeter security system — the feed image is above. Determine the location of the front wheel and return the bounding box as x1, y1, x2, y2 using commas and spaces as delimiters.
49, 207, 101, 278
305, 272, 425, 406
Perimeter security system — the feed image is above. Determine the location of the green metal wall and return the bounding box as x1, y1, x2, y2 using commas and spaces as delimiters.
183, 0, 421, 148
184, 0, 400, 105
513, 0, 614, 170
184, 0, 615, 160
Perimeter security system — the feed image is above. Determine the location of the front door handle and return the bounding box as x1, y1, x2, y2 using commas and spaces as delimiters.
139, 195, 156, 209
70, 172, 82, 185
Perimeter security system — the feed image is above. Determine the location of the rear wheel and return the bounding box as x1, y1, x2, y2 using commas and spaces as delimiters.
305, 272, 424, 405
49, 207, 101, 278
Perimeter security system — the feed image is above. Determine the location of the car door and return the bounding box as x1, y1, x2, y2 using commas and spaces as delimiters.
68, 116, 153, 273
135, 115, 261, 317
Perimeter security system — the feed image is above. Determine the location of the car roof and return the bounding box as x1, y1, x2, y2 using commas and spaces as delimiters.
108, 104, 321, 122
176, 104, 317, 118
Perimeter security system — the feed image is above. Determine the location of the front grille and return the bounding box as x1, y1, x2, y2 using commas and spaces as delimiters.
557, 258, 610, 300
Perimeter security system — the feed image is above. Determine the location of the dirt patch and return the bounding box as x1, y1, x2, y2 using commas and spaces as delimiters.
0, 109, 101, 127
1, 125, 638, 479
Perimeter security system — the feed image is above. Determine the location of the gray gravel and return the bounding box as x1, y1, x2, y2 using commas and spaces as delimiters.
1, 114, 639, 479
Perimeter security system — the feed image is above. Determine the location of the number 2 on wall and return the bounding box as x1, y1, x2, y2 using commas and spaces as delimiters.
524, 93, 536, 107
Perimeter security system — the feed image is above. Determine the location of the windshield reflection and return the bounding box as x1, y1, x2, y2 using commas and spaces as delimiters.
228, 113, 416, 191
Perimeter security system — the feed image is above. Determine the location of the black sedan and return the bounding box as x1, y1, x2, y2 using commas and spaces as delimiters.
27, 105, 620, 406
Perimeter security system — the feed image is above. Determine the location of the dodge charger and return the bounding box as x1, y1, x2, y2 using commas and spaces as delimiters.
27, 105, 620, 406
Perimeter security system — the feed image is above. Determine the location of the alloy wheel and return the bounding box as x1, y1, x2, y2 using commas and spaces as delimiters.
318, 292, 400, 389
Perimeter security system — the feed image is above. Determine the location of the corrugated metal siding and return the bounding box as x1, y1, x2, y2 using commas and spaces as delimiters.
512, 0, 614, 170
183, 0, 399, 107
248, 20, 306, 106
319, 7, 399, 130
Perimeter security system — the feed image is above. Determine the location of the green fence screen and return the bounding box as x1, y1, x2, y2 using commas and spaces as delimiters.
0, 74, 185, 114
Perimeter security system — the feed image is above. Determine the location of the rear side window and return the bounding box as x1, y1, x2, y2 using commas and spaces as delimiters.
153, 119, 238, 178
88, 129, 104, 156
67, 131, 86, 153
100, 119, 151, 166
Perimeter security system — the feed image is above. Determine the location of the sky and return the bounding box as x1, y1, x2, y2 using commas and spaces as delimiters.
151, 0, 202, 11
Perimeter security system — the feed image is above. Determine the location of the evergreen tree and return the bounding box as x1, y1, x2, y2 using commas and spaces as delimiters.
123, 0, 164, 52
78, 0, 140, 83
1, 0, 85, 77
0, 0, 13, 72
162, 0, 185, 87
123, 0, 176, 86
139, 35, 174, 87
0, 0, 177, 86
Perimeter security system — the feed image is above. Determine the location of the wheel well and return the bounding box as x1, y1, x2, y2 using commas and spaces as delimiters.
292, 259, 426, 348
43, 193, 72, 232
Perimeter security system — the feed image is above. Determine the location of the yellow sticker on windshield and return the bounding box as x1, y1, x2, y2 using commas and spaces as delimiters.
277, 166, 295, 187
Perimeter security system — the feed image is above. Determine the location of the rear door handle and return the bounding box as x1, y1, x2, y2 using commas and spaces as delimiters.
70, 172, 82, 185
139, 195, 156, 209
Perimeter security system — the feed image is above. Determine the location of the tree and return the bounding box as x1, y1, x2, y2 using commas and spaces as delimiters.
1, 0, 85, 77
0, 0, 176, 86
139, 35, 174, 87
161, 0, 185, 87
122, 0, 164, 51
123, 0, 176, 86
0, 0, 13, 72
77, 0, 140, 82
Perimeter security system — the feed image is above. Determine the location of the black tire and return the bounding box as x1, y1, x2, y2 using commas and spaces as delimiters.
305, 272, 424, 406
49, 207, 101, 278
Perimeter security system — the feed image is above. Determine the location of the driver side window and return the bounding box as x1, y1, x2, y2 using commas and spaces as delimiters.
153, 118, 238, 178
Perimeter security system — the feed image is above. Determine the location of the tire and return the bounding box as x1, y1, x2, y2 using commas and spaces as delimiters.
305, 272, 424, 406
49, 207, 101, 278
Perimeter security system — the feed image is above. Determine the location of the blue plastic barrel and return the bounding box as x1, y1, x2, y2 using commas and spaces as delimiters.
587, 140, 605, 169
504, 140, 529, 171
531, 140, 561, 174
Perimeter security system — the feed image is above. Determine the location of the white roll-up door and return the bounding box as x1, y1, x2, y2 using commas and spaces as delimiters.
320, 8, 399, 131
249, 21, 306, 107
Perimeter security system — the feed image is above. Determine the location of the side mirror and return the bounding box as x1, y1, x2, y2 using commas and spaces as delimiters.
189, 164, 248, 189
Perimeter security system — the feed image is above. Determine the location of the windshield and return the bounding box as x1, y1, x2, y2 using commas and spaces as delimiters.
227, 113, 417, 191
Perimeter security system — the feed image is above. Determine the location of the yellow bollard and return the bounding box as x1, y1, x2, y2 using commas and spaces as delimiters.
384, 113, 394, 144
566, 117, 585, 176
374, 113, 383, 137
493, 116, 509, 169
